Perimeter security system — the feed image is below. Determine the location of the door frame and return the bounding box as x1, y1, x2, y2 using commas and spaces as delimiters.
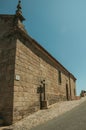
66, 84, 69, 100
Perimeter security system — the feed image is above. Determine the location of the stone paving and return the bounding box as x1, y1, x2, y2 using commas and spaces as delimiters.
0, 97, 86, 130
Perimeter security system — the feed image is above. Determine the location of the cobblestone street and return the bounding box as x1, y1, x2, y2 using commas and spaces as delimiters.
30, 98, 86, 130
0, 97, 86, 130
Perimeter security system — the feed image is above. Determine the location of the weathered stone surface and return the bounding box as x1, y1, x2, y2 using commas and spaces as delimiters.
0, 14, 76, 125
13, 38, 76, 122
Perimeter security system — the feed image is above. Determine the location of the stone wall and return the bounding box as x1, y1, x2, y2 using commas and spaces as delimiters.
0, 15, 16, 125
0, 15, 15, 39
13, 37, 76, 122
70, 78, 76, 100
0, 14, 76, 125
13, 39, 40, 122
0, 40, 16, 125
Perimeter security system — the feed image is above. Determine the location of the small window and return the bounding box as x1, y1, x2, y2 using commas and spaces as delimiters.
58, 70, 62, 84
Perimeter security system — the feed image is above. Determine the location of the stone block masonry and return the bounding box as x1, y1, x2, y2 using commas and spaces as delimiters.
13, 37, 76, 123
0, 41, 16, 125
0, 14, 76, 125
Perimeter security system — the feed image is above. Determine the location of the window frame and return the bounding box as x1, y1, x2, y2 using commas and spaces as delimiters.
58, 70, 62, 84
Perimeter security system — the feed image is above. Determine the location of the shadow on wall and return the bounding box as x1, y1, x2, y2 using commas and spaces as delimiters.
0, 40, 16, 126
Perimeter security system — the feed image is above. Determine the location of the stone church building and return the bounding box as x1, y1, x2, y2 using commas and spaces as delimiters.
0, 1, 76, 125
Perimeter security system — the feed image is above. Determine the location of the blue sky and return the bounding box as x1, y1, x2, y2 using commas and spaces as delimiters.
0, 0, 86, 95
